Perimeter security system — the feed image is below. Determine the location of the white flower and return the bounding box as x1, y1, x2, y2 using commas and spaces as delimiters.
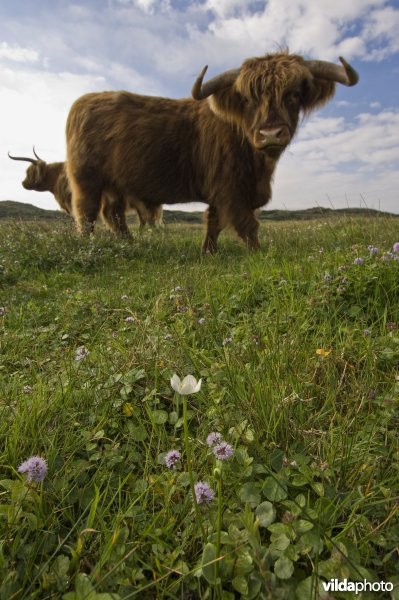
170, 373, 202, 395
75, 346, 89, 361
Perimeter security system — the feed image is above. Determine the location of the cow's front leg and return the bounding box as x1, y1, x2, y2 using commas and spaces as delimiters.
232, 208, 260, 250
203, 206, 223, 253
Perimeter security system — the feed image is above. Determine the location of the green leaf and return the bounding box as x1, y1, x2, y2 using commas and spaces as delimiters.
232, 575, 248, 596
269, 533, 291, 557
201, 542, 218, 585
63, 573, 95, 600
295, 520, 314, 535
255, 501, 276, 527
168, 411, 179, 424
151, 410, 168, 424
128, 424, 148, 441
238, 482, 261, 506
295, 575, 330, 600
312, 482, 324, 496
262, 477, 287, 502
274, 556, 294, 579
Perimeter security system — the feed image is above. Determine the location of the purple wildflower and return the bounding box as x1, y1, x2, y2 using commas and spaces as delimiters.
206, 432, 223, 447
18, 456, 47, 483
164, 449, 181, 469
222, 337, 233, 346
354, 257, 364, 265
393, 242, 399, 253
324, 274, 333, 282
194, 481, 215, 505
125, 316, 135, 323
213, 442, 234, 461
198, 318, 206, 325
368, 245, 378, 255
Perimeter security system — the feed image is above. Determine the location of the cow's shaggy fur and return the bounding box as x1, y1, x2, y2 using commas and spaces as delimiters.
66, 51, 356, 251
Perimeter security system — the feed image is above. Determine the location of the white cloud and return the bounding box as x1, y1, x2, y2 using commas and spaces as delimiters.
271, 107, 399, 213
116, 0, 171, 14
0, 41, 39, 63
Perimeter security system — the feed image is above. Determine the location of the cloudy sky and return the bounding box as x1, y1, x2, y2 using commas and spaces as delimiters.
1, 0, 398, 214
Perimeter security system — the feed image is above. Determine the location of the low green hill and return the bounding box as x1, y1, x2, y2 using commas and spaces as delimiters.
0, 199, 397, 223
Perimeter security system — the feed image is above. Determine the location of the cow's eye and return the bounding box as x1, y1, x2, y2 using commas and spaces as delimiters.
284, 91, 300, 105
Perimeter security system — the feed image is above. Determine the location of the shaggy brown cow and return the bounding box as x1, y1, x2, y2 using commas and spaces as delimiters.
8, 150, 163, 233
66, 51, 358, 251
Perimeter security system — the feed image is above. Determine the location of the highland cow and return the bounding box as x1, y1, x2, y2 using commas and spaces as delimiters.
8, 149, 162, 233
66, 51, 358, 251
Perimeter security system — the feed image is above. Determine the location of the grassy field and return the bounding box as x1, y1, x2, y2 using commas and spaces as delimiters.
0, 216, 398, 599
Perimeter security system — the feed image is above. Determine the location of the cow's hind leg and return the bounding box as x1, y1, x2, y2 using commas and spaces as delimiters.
69, 176, 102, 235
232, 209, 260, 250
100, 192, 131, 237
203, 206, 223, 253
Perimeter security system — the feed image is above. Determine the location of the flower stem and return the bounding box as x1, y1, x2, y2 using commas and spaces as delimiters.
215, 469, 223, 586
182, 394, 204, 537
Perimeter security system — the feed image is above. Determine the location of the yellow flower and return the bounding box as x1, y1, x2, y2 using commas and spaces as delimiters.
123, 402, 134, 417
316, 348, 332, 357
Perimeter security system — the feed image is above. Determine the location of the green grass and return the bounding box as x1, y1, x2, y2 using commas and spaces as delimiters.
0, 217, 398, 599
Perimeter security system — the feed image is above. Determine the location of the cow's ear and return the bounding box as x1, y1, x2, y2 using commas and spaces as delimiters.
301, 79, 335, 113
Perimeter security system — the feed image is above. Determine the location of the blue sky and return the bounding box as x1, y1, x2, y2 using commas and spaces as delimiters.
1, 0, 398, 213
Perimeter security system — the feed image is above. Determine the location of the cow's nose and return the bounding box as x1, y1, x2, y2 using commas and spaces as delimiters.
258, 126, 291, 145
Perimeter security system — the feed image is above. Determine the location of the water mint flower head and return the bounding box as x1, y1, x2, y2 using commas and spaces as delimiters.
164, 449, 181, 469
368, 245, 378, 255
213, 441, 234, 461
206, 432, 223, 447
18, 456, 47, 483
393, 242, 399, 253
353, 257, 364, 265
194, 481, 215, 505
170, 374, 202, 395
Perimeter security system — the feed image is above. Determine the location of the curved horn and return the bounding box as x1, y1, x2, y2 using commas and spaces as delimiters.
8, 151, 37, 164
192, 65, 240, 100
32, 146, 44, 161
305, 56, 359, 86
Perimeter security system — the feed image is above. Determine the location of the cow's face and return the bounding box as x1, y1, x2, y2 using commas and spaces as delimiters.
22, 162, 47, 190
209, 54, 336, 158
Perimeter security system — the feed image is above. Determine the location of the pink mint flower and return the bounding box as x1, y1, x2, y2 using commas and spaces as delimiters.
164, 449, 181, 469
194, 481, 215, 505
18, 456, 47, 483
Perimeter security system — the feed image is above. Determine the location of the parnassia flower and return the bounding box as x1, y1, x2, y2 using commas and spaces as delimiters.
170, 374, 202, 395
18, 456, 47, 483
164, 449, 181, 469
194, 481, 215, 505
